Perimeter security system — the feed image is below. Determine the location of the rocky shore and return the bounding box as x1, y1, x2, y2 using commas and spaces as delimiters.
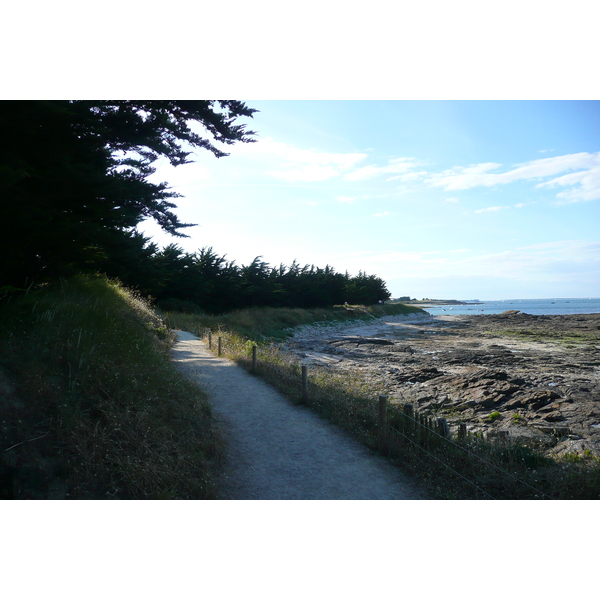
282, 311, 600, 457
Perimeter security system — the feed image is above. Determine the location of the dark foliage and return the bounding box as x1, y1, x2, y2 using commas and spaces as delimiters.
147, 245, 390, 313
0, 100, 257, 287
0, 100, 391, 311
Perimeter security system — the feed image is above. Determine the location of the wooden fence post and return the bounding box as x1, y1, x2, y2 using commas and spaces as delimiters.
378, 395, 388, 452
458, 423, 467, 440
208, 331, 212, 350
437, 417, 450, 438
301, 365, 308, 404
252, 345, 257, 374
419, 413, 427, 444
217, 336, 222, 356
403, 403, 414, 436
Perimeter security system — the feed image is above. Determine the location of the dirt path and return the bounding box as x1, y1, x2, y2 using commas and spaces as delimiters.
171, 331, 423, 500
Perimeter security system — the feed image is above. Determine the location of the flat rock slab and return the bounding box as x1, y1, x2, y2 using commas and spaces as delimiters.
171, 331, 422, 500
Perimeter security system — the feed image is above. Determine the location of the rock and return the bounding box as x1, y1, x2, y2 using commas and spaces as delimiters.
505, 389, 560, 410
393, 367, 442, 383
336, 337, 394, 346
465, 368, 509, 382
281, 312, 600, 456
389, 345, 416, 354
534, 425, 571, 437
542, 411, 566, 422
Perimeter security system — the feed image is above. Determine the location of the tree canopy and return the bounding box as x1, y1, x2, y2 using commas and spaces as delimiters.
135, 244, 391, 313
0, 100, 257, 286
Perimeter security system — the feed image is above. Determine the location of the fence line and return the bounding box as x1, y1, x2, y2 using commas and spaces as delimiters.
200, 329, 555, 500
386, 402, 555, 499
387, 421, 497, 499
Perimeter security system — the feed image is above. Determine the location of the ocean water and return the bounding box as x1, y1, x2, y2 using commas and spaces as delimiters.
421, 297, 600, 316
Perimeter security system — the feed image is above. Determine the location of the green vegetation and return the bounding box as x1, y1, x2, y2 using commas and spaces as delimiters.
165, 302, 424, 342
147, 250, 393, 313
483, 328, 600, 348
0, 276, 221, 499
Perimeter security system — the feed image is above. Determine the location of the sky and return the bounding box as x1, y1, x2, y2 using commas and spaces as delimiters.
140, 100, 600, 301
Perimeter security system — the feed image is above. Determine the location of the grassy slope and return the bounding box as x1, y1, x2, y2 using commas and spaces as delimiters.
0, 276, 221, 499
163, 302, 425, 342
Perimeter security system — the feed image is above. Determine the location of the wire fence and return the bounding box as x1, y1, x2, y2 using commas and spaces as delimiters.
201, 328, 557, 500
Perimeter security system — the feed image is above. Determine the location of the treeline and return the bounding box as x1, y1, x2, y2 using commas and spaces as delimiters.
107, 238, 390, 314
0, 101, 391, 313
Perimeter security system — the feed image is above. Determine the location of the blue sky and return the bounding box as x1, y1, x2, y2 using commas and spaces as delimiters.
141, 101, 600, 301
7, 3, 598, 302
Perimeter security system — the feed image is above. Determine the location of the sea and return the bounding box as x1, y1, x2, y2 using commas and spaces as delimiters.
421, 297, 600, 317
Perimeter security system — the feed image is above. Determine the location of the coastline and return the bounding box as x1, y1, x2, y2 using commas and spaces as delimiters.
283, 311, 600, 457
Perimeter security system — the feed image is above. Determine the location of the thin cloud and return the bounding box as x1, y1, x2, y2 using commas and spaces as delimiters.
336, 196, 355, 203
267, 165, 339, 182
537, 160, 600, 203
426, 152, 600, 203
333, 241, 600, 284
387, 170, 429, 182
344, 157, 424, 181
474, 206, 506, 214
233, 137, 368, 182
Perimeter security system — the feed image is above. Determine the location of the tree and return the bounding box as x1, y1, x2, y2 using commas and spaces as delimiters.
0, 100, 257, 287
344, 271, 391, 305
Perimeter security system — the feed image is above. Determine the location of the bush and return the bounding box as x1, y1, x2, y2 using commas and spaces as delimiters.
158, 298, 204, 314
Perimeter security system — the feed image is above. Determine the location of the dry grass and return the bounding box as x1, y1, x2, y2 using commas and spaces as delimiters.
163, 302, 424, 342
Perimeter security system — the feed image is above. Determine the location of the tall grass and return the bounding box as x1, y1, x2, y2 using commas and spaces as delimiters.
0, 276, 222, 499
164, 302, 424, 342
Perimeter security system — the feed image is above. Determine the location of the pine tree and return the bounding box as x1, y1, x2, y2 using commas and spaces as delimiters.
0, 100, 257, 287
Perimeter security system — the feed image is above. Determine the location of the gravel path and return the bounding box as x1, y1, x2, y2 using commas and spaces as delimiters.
171, 330, 423, 500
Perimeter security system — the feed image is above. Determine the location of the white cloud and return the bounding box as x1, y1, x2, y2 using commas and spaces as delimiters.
474, 206, 506, 213
203, 135, 600, 203
267, 165, 339, 182
332, 241, 600, 285
387, 170, 429, 182
344, 157, 423, 181
426, 152, 600, 203
336, 195, 355, 203
374, 211, 390, 217
445, 197, 460, 203
235, 137, 368, 182
426, 162, 503, 190
537, 157, 600, 203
